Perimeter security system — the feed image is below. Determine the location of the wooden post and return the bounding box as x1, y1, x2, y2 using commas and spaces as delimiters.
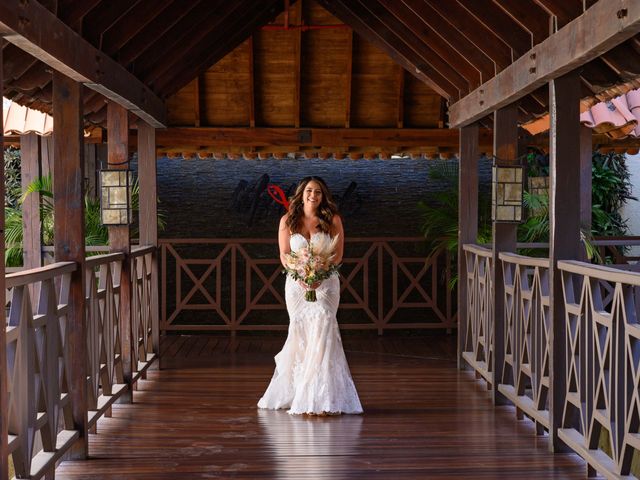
548, 71, 582, 453
107, 101, 133, 402
0, 41, 8, 480
491, 104, 519, 406
20, 133, 42, 270
52, 71, 87, 459
457, 124, 479, 369
579, 125, 592, 261
138, 122, 160, 361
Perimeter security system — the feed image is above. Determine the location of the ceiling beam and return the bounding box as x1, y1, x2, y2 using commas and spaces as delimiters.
0, 0, 166, 127
448, 0, 640, 128
155, 127, 494, 149
317, 0, 456, 99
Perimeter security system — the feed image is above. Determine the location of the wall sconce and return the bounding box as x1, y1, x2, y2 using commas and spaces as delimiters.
492, 164, 523, 223
100, 169, 134, 225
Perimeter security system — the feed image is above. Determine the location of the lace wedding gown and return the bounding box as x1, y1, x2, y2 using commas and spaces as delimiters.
257, 233, 363, 415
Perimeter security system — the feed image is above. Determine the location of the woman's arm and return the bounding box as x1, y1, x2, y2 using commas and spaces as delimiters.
331, 215, 345, 264
278, 215, 291, 268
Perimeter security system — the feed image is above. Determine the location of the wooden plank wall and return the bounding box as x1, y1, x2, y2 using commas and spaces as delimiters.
165, 2, 443, 133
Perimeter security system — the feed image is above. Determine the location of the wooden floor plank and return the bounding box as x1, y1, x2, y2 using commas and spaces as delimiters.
54, 335, 587, 479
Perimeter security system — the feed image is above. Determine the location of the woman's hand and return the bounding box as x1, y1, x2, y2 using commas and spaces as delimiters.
298, 280, 322, 290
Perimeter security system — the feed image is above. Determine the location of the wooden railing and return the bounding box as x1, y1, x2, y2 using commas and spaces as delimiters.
5, 246, 159, 478
84, 252, 127, 427
497, 253, 551, 432
160, 238, 456, 333
5, 262, 79, 479
557, 260, 640, 478
461, 244, 494, 384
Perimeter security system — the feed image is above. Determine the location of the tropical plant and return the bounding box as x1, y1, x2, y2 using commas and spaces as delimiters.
4, 146, 22, 208
5, 173, 165, 267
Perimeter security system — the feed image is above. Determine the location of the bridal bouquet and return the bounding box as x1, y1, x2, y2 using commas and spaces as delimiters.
284, 233, 341, 302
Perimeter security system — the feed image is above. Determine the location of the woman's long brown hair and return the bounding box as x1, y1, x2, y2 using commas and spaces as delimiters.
285, 176, 339, 235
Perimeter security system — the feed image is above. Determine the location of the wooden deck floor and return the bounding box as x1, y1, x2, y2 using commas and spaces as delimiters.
55, 334, 587, 479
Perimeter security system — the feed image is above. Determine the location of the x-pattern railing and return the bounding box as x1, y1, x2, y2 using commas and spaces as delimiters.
6, 262, 78, 479
160, 238, 456, 332
461, 244, 494, 385
131, 246, 156, 375
557, 260, 640, 477
498, 253, 551, 431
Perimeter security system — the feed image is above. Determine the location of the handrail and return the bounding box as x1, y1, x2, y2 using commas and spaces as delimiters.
499, 251, 550, 268
462, 243, 493, 257
5, 261, 76, 288
558, 259, 640, 286
84, 252, 126, 269
130, 245, 156, 258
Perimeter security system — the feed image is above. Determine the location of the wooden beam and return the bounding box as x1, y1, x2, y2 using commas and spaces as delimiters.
493, 0, 551, 44
548, 71, 582, 453
20, 133, 42, 270
138, 122, 160, 356
0, 0, 166, 127
397, 66, 405, 129
491, 104, 519, 407
458, 124, 479, 369
0, 41, 7, 480
580, 126, 592, 238
344, 28, 353, 128
81, 0, 138, 47
316, 0, 456, 99
449, 0, 640, 128
248, 35, 256, 128
52, 71, 87, 458
156, 127, 494, 149
107, 101, 134, 402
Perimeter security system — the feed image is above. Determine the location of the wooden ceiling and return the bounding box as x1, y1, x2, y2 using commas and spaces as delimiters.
2, 0, 640, 151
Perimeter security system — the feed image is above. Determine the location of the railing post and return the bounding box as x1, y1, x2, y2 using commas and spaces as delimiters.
0, 42, 8, 480
107, 101, 133, 402
491, 104, 519, 406
138, 122, 160, 365
579, 125, 592, 262
20, 132, 42, 271
548, 71, 582, 452
458, 124, 479, 369
52, 71, 88, 459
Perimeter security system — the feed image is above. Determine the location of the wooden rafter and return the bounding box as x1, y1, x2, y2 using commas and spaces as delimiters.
82, 0, 140, 47
449, 0, 640, 128
57, 0, 102, 32
0, 0, 165, 127
493, 0, 551, 43
316, 0, 456, 99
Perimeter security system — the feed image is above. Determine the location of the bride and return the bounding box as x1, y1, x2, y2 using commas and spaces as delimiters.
257, 176, 363, 415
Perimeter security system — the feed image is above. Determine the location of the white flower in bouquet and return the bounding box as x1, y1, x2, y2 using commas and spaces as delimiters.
284, 233, 341, 301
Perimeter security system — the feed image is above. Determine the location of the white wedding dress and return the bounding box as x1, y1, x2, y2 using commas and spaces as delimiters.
257, 233, 363, 415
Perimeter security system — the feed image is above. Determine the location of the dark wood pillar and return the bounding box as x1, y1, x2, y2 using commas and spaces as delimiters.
458, 124, 479, 369
52, 71, 87, 458
491, 104, 519, 406
138, 122, 160, 357
0, 42, 8, 480
20, 133, 42, 270
107, 101, 133, 402
579, 125, 592, 261
548, 71, 582, 452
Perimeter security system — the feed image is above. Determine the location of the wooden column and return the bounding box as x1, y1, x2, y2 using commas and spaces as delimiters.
20, 133, 42, 270
107, 101, 133, 402
457, 124, 479, 369
0, 42, 8, 480
52, 71, 87, 458
548, 71, 582, 452
40, 136, 53, 179
491, 104, 519, 406
138, 122, 160, 358
579, 125, 592, 261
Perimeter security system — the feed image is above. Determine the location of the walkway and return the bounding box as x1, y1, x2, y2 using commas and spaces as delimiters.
55, 334, 586, 479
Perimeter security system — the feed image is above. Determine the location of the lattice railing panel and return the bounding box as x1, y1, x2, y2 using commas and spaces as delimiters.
498, 253, 551, 431
5, 262, 79, 479
160, 238, 456, 332
131, 246, 156, 373
461, 244, 494, 385
558, 260, 640, 477
84, 253, 127, 426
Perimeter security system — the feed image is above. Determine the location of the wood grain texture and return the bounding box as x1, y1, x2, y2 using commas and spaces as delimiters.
0, 41, 8, 480
20, 133, 42, 270
52, 71, 88, 459
53, 334, 586, 479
